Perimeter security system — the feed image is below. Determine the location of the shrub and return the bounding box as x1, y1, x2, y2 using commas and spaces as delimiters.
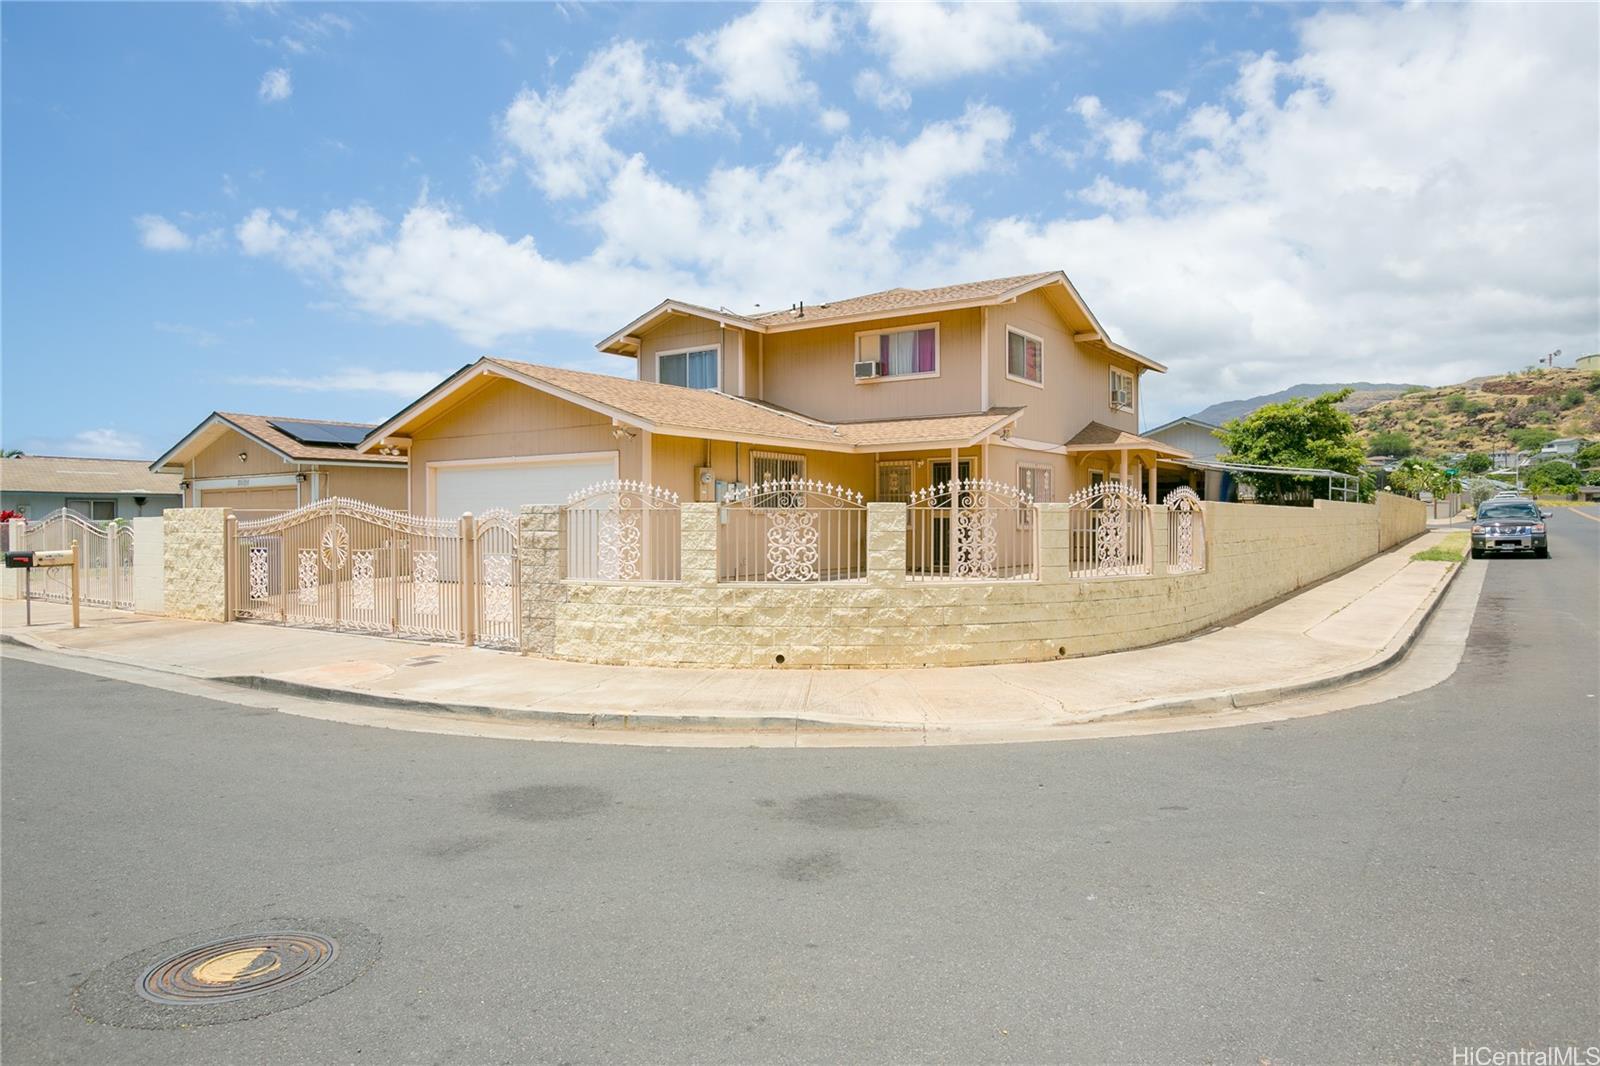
1460, 452, 1492, 474
1560, 387, 1586, 409
1368, 430, 1414, 456
1444, 393, 1467, 413
1510, 427, 1558, 451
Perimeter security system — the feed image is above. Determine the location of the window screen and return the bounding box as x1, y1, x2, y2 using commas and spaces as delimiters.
876, 461, 913, 503
1007, 330, 1042, 383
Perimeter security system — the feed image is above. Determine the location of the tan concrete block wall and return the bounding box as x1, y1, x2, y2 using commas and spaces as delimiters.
531, 496, 1408, 669
162, 508, 228, 622
519, 505, 564, 657
1376, 492, 1427, 550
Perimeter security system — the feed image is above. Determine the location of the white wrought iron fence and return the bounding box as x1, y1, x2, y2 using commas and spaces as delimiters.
230, 498, 466, 642
718, 479, 865, 583
18, 509, 134, 609
1065, 482, 1152, 578
907, 478, 1038, 581
1163, 487, 1206, 574
564, 480, 681, 582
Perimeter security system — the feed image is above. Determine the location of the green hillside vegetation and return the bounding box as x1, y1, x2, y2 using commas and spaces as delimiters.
1351, 367, 1600, 460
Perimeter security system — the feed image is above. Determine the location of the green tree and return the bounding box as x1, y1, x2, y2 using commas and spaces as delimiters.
1526, 460, 1581, 494
1509, 427, 1558, 451
1367, 430, 1414, 457
1216, 389, 1367, 504
1573, 443, 1600, 468
1459, 452, 1492, 474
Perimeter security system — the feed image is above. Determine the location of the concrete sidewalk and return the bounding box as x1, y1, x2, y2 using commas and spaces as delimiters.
2, 531, 1462, 737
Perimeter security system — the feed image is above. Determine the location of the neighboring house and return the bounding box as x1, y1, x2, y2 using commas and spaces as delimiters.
1142, 416, 1224, 499
151, 412, 408, 513
0, 455, 182, 520
1489, 449, 1523, 470
360, 271, 1191, 515
1537, 437, 1588, 458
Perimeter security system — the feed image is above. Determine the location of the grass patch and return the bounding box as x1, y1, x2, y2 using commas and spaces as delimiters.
1413, 532, 1468, 562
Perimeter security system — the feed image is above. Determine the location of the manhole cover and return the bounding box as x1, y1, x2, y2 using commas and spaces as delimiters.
74, 919, 377, 1029
137, 931, 337, 1005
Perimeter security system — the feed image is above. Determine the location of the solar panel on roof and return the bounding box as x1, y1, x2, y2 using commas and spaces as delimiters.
267, 419, 370, 447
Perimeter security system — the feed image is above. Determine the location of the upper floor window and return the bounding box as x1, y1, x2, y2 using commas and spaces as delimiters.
856, 324, 938, 381
658, 346, 719, 390
1007, 328, 1043, 386
1109, 367, 1134, 411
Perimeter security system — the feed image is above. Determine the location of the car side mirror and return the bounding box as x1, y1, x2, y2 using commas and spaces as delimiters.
1541, 510, 1552, 518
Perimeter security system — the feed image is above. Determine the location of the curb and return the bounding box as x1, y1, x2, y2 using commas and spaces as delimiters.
207, 673, 918, 735
0, 555, 1467, 739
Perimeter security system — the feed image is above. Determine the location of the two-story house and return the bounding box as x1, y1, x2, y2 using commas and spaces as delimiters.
360, 271, 1190, 515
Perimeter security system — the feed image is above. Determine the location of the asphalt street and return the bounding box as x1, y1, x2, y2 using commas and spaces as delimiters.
2, 511, 1596, 1063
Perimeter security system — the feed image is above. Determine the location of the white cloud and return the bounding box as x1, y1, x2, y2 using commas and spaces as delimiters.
853, 70, 910, 112
25, 428, 148, 460
233, 104, 1013, 346
1078, 176, 1148, 213
817, 107, 851, 134
497, 40, 722, 200
1073, 95, 1146, 163
258, 67, 292, 102
686, 2, 840, 108
134, 214, 193, 251
936, 3, 1599, 421
864, 2, 1051, 84
230, 368, 447, 396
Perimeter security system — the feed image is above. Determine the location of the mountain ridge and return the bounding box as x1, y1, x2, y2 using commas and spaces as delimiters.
1189, 382, 1422, 425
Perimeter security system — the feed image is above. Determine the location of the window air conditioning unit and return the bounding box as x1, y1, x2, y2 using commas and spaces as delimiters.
854, 360, 881, 380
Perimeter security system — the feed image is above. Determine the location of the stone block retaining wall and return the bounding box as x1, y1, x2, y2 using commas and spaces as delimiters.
532, 495, 1427, 669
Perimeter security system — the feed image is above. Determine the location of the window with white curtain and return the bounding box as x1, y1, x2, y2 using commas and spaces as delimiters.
658, 347, 719, 390
855, 324, 938, 379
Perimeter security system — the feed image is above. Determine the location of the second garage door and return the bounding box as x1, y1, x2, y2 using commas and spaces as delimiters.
430, 456, 617, 518
198, 485, 300, 514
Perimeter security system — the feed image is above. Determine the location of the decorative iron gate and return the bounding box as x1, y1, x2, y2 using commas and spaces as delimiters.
1064, 481, 1151, 577
18, 509, 134, 609
907, 478, 1038, 580
717, 479, 865, 583
229, 498, 520, 648
1163, 487, 1206, 573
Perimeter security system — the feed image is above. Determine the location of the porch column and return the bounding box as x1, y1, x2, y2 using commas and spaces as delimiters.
1147, 457, 1158, 504
1119, 449, 1129, 488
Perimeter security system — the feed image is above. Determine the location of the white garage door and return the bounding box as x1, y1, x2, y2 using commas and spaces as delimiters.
430, 456, 617, 517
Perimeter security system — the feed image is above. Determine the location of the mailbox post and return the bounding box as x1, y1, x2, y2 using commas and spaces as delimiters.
5, 542, 80, 628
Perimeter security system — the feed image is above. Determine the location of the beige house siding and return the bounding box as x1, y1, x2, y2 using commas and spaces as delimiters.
322, 464, 408, 511
986, 289, 1140, 442
405, 375, 640, 512
635, 315, 758, 397
985, 442, 1068, 500
190, 428, 289, 481
759, 308, 984, 423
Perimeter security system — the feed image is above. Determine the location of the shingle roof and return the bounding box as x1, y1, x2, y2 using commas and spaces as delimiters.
749, 272, 1057, 328
1065, 422, 1193, 458
478, 359, 1022, 451
213, 412, 404, 464
2, 455, 183, 496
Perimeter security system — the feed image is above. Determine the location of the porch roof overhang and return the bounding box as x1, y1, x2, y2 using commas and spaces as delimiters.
358, 357, 1025, 456
1064, 422, 1193, 459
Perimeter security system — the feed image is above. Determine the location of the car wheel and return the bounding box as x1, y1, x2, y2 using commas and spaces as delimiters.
1470, 548, 1483, 559
1535, 546, 1549, 558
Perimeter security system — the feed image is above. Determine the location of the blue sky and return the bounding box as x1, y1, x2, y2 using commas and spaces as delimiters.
3, 1, 1596, 459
